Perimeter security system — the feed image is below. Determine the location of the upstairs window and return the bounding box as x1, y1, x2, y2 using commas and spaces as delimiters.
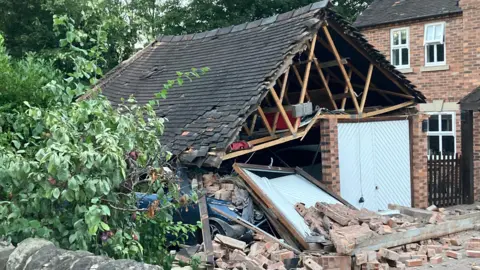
390, 27, 409, 68
424, 22, 446, 66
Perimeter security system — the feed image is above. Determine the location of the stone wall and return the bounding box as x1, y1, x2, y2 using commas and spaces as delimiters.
0, 238, 162, 270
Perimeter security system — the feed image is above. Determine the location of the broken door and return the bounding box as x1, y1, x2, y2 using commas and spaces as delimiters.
338, 120, 411, 211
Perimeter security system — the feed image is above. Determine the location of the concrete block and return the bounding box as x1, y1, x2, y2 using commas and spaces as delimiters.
215, 235, 247, 250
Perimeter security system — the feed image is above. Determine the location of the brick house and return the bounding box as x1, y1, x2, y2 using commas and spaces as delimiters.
355, 0, 480, 202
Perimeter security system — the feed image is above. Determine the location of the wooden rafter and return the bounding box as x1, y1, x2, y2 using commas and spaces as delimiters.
360, 64, 374, 113
222, 128, 308, 160
269, 87, 295, 135
322, 26, 360, 113
313, 58, 337, 109
257, 106, 273, 135
327, 20, 413, 97
273, 70, 290, 132
295, 58, 348, 69
292, 65, 311, 101
341, 69, 353, 109
363, 101, 415, 117
249, 114, 258, 134
295, 33, 317, 131
243, 124, 252, 136
347, 64, 395, 105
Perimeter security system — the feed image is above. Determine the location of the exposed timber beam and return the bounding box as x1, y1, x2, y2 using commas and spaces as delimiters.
222, 129, 308, 160
313, 58, 337, 109
269, 87, 296, 135
295, 33, 317, 131
257, 107, 273, 135
295, 58, 348, 69
347, 63, 395, 105
292, 65, 311, 102
360, 64, 374, 113
363, 101, 415, 117
327, 20, 414, 97
273, 70, 290, 132
322, 26, 360, 113
341, 69, 353, 109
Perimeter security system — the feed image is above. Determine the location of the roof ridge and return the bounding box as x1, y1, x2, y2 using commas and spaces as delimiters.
155, 0, 329, 43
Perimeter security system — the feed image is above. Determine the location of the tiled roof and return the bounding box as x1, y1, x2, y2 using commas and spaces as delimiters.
96, 0, 425, 165
354, 0, 462, 28
460, 86, 480, 106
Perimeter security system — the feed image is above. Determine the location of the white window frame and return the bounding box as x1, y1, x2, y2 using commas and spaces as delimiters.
424, 22, 446, 66
427, 112, 456, 157
390, 27, 410, 69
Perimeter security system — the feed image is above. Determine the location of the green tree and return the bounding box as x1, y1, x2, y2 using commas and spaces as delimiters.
0, 16, 208, 265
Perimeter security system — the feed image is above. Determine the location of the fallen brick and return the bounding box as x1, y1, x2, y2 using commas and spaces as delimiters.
427, 248, 436, 258
472, 266, 480, 270
426, 205, 438, 211
295, 203, 308, 217
215, 234, 247, 250
406, 243, 419, 251
355, 252, 367, 265
215, 258, 230, 269
381, 263, 390, 270
244, 258, 263, 270
466, 250, 480, 258
405, 259, 423, 267
267, 261, 286, 270
412, 254, 427, 264
248, 242, 265, 258
315, 202, 351, 226
366, 261, 380, 270
379, 248, 399, 261
220, 183, 235, 191
253, 254, 271, 268
393, 262, 406, 270
265, 242, 279, 254
466, 240, 480, 250
417, 245, 427, 255
429, 255, 442, 264
270, 249, 294, 262
304, 258, 323, 270
445, 250, 463, 259
330, 225, 375, 254
229, 249, 247, 262
426, 245, 443, 253
214, 189, 232, 201
398, 253, 412, 262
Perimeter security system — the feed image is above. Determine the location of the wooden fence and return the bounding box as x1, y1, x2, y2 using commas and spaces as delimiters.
427, 154, 463, 207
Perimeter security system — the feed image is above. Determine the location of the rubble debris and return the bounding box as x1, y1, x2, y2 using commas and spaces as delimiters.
214, 235, 247, 251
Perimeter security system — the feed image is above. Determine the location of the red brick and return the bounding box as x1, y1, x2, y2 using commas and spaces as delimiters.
270, 249, 294, 262
466, 250, 480, 258
446, 250, 463, 259
405, 259, 423, 267
412, 254, 427, 264
267, 261, 286, 270
429, 255, 442, 264
426, 245, 443, 253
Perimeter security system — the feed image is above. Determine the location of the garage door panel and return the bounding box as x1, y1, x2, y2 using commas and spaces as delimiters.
372, 121, 411, 210
338, 123, 363, 209
338, 120, 411, 211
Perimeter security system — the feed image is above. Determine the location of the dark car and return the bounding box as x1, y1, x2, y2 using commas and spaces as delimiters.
135, 193, 250, 244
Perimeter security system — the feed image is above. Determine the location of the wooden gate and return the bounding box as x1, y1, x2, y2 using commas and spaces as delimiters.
428, 154, 463, 207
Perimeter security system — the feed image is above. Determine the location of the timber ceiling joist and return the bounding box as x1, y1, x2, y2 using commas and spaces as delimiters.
94, 0, 426, 168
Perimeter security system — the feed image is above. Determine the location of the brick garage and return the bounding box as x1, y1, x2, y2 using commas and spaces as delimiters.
320, 114, 429, 209
355, 0, 480, 202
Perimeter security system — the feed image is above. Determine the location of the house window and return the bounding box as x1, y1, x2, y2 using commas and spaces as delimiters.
427, 112, 455, 156
424, 22, 446, 66
390, 27, 409, 68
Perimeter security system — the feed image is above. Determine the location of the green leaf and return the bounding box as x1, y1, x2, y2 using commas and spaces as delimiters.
52, 188, 60, 199
100, 205, 110, 216
69, 233, 77, 244
68, 178, 79, 191
29, 220, 41, 229
100, 222, 110, 231
12, 140, 21, 149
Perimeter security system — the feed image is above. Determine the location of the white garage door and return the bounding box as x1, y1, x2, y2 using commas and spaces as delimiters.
338, 120, 411, 211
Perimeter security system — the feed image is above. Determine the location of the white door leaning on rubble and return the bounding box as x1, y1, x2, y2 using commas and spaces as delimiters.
338, 120, 411, 211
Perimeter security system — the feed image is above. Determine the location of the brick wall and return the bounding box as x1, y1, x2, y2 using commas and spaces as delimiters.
361, 15, 465, 102
360, 1, 480, 202
411, 113, 429, 208
320, 118, 340, 195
